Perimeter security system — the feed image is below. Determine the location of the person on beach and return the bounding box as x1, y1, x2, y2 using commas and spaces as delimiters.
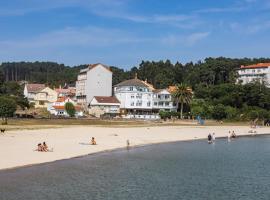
37, 143, 43, 151
43, 142, 49, 152
231, 131, 236, 138
212, 133, 216, 142
91, 137, 97, 145
126, 139, 130, 149
228, 131, 231, 141
207, 133, 212, 144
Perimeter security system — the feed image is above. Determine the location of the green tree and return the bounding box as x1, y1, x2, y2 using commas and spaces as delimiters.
212, 104, 227, 120
0, 97, 16, 124
172, 83, 193, 119
65, 102, 75, 117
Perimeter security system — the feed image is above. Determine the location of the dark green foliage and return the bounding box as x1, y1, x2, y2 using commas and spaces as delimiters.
159, 111, 180, 120
0, 62, 85, 87
0, 81, 29, 111
0, 96, 16, 124
172, 83, 193, 119
212, 104, 227, 120
65, 102, 75, 117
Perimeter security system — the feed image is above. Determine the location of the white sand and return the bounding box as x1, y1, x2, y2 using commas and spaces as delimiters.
0, 125, 269, 170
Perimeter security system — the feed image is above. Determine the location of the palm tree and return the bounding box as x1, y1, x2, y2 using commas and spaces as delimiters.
172, 83, 193, 119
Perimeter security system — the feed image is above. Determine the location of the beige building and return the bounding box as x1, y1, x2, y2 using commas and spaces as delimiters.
24, 84, 58, 108
89, 96, 120, 118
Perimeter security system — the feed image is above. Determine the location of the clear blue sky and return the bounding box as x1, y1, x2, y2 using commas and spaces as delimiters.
0, 0, 270, 68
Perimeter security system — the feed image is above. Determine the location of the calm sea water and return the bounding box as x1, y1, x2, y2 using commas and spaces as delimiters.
1, 136, 270, 200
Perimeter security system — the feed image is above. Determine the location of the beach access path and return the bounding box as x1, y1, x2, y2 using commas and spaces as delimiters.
1, 125, 270, 170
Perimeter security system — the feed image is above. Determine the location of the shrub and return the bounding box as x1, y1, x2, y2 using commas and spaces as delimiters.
65, 102, 75, 117
212, 104, 227, 120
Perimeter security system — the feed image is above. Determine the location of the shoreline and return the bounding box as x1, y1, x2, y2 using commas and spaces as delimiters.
1, 125, 270, 171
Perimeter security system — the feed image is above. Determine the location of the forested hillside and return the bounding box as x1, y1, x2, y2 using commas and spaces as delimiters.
1, 57, 270, 88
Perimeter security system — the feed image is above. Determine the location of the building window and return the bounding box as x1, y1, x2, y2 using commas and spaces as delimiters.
154, 102, 157, 106
136, 101, 142, 106
39, 101, 45, 105
136, 94, 142, 99
165, 102, 170, 106
129, 87, 133, 91
158, 102, 163, 106
147, 101, 151, 107
131, 95, 134, 99
130, 102, 134, 106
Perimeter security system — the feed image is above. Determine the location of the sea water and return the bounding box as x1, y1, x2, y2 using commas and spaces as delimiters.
1, 136, 270, 200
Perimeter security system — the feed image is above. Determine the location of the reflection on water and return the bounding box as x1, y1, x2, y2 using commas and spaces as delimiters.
1, 136, 270, 200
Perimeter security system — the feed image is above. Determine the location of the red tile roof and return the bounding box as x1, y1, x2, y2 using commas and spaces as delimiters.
26, 84, 46, 93
94, 96, 120, 104
53, 105, 82, 111
241, 63, 270, 69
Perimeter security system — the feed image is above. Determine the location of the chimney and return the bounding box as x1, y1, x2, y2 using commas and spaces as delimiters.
135, 73, 138, 79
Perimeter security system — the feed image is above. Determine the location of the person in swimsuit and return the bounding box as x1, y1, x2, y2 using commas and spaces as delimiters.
91, 137, 97, 145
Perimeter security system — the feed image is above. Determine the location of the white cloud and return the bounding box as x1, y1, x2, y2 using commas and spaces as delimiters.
0, 26, 148, 49
186, 32, 210, 46
160, 32, 210, 47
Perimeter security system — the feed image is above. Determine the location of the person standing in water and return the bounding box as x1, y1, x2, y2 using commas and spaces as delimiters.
207, 133, 212, 144
228, 131, 231, 142
126, 139, 130, 150
212, 133, 216, 142
232, 131, 236, 138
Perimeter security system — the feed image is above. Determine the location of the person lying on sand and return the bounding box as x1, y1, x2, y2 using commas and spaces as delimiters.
91, 137, 97, 145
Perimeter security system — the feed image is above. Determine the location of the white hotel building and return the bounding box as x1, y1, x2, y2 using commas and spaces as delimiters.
114, 75, 177, 119
237, 63, 270, 87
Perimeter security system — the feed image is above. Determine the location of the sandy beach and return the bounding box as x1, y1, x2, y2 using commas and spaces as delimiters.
1, 125, 270, 170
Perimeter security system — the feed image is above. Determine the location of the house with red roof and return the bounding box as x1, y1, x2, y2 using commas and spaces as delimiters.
89, 96, 120, 118
237, 63, 270, 86
24, 84, 58, 108
48, 97, 83, 117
